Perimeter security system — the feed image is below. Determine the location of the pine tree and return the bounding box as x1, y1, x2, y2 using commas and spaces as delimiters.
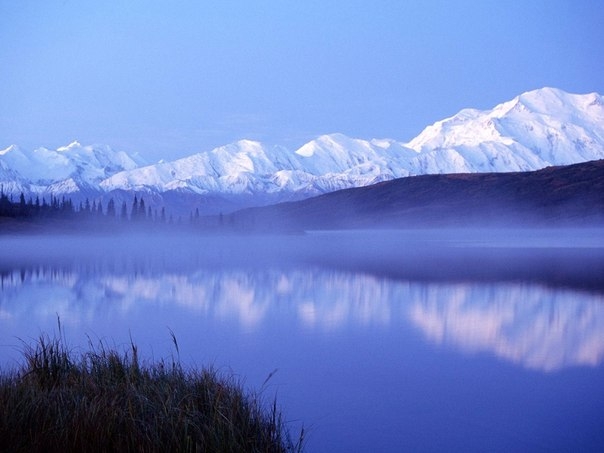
19, 193, 26, 216
61, 197, 73, 215
121, 201, 128, 221
107, 198, 116, 218
0, 187, 10, 217
132, 196, 139, 221
139, 197, 146, 221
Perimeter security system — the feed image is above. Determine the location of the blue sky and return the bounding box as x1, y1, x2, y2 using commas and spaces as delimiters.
1, 0, 603, 162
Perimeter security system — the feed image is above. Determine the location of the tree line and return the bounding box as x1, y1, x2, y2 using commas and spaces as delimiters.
0, 190, 171, 225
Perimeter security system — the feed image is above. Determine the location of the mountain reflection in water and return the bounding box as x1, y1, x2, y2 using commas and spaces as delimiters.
1, 265, 603, 372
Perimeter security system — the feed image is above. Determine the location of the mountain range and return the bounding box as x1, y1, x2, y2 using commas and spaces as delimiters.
1, 87, 603, 215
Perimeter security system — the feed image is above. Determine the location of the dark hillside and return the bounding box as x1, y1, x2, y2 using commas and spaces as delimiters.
230, 160, 604, 230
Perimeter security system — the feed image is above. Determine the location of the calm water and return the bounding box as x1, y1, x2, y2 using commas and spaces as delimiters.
1, 230, 604, 452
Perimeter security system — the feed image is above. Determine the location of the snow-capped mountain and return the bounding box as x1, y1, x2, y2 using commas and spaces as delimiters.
1, 87, 603, 212
0, 141, 145, 195
406, 87, 604, 173
99, 135, 416, 197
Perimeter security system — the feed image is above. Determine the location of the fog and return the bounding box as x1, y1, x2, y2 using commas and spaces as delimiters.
2, 228, 604, 291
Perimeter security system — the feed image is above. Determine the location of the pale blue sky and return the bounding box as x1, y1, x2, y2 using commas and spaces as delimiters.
1, 0, 603, 162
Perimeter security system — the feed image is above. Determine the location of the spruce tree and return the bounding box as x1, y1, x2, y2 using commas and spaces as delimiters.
107, 198, 116, 218
121, 201, 128, 221
139, 197, 146, 221
132, 196, 139, 221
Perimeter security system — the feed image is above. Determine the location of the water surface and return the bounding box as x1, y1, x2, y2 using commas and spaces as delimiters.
1, 230, 603, 452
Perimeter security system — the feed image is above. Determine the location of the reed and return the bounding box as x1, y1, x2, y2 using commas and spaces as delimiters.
0, 331, 304, 452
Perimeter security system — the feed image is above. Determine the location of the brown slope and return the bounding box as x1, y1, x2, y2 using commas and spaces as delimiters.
230, 159, 604, 229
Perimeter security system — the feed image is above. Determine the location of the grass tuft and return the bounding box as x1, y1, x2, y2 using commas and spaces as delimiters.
0, 332, 305, 453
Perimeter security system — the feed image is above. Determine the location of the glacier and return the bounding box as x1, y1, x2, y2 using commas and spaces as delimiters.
1, 87, 603, 214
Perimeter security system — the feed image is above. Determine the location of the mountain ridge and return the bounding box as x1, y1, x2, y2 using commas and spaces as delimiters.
1, 87, 603, 214
228, 159, 604, 229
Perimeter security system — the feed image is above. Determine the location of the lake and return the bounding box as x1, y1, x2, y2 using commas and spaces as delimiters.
1, 229, 604, 452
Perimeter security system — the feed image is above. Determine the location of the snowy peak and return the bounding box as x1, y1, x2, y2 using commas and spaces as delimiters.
54, 141, 144, 172
295, 133, 380, 173
405, 87, 604, 172
0, 142, 147, 193
408, 87, 604, 150
294, 133, 417, 176
514, 87, 602, 116
0, 144, 22, 156
101, 140, 296, 194
1, 87, 603, 212
206, 140, 282, 175
57, 140, 84, 152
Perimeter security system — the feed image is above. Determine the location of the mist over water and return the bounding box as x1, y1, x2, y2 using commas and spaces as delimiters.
1, 229, 604, 451
2, 228, 604, 284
